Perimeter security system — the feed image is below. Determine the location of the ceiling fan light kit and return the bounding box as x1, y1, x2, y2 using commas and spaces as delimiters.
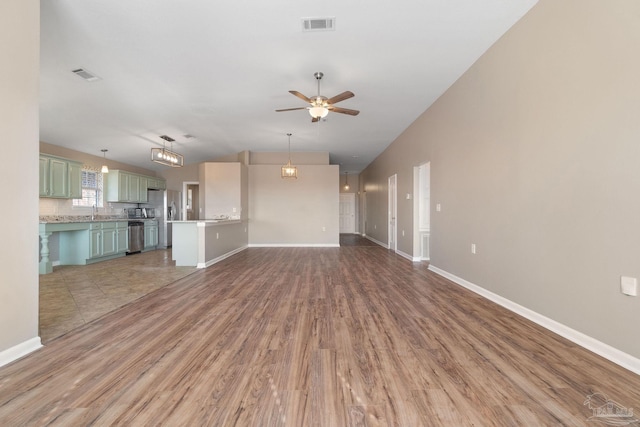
276, 72, 359, 122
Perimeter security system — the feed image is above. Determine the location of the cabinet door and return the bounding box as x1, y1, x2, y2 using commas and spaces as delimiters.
102, 227, 117, 256
89, 229, 102, 258
139, 177, 148, 203
118, 173, 130, 202
68, 161, 83, 199
128, 174, 140, 202
151, 226, 158, 246
116, 225, 128, 253
49, 158, 69, 197
144, 224, 158, 249
39, 157, 49, 196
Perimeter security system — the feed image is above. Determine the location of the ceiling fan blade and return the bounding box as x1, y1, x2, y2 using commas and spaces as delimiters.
327, 91, 354, 105
328, 106, 360, 116
276, 107, 308, 112
289, 90, 311, 103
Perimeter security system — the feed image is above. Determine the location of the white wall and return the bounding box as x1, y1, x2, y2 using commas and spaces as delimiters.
249, 164, 339, 246
0, 0, 41, 363
360, 0, 640, 363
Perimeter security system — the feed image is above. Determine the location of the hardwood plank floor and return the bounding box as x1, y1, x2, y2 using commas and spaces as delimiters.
2, 236, 639, 426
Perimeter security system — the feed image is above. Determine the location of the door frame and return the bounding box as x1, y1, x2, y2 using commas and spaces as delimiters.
388, 174, 397, 252
413, 162, 430, 261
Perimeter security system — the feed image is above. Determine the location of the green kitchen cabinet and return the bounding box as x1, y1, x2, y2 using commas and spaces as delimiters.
106, 170, 164, 203
88, 221, 127, 260
144, 220, 158, 250
68, 160, 83, 199
39, 154, 82, 199
116, 223, 129, 253
89, 227, 102, 259
38, 154, 79, 198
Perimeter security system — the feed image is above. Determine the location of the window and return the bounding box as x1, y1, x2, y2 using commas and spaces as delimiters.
72, 169, 104, 207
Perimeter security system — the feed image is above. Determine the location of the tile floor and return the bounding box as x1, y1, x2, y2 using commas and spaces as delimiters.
39, 249, 198, 343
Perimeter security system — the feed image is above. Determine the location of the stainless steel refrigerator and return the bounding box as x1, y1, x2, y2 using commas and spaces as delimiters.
145, 189, 181, 248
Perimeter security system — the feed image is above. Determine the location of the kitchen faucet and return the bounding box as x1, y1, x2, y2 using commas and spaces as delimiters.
92, 204, 97, 221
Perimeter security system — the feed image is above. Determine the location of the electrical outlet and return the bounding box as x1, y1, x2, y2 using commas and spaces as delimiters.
322, 226, 326, 232
621, 276, 637, 296
471, 243, 476, 254
216, 232, 219, 239
402, 230, 405, 237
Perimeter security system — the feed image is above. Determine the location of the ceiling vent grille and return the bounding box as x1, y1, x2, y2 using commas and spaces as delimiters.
71, 68, 101, 82
302, 17, 335, 32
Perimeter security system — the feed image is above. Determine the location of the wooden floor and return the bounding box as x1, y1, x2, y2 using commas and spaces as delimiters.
1, 236, 639, 426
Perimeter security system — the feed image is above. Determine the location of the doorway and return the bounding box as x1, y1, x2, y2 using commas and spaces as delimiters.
183, 181, 199, 220
339, 193, 356, 234
388, 174, 397, 252
413, 163, 430, 260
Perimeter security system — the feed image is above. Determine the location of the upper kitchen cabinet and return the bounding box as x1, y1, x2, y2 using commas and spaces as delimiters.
106, 170, 165, 203
147, 177, 166, 190
39, 154, 82, 199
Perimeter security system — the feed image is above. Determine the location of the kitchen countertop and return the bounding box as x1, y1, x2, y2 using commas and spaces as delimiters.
39, 216, 157, 224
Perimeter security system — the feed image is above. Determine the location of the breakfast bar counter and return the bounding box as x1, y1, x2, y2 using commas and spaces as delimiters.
170, 219, 248, 267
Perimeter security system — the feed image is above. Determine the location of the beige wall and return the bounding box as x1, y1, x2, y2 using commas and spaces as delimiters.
199, 162, 244, 219
0, 0, 40, 358
249, 165, 339, 246
361, 0, 640, 359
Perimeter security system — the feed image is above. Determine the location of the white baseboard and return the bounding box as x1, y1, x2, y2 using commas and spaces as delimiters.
395, 250, 416, 262
428, 265, 640, 376
248, 243, 340, 248
0, 337, 42, 368
365, 236, 388, 248
198, 245, 248, 268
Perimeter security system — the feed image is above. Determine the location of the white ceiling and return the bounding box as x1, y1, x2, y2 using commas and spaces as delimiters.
40, 0, 537, 174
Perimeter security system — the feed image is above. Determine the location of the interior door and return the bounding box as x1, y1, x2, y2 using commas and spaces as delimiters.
339, 193, 356, 233
388, 174, 397, 251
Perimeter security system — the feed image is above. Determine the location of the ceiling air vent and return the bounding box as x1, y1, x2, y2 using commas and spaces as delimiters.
302, 17, 335, 32
71, 68, 101, 82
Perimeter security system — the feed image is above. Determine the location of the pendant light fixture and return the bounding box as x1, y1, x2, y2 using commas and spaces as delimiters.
343, 171, 350, 190
100, 149, 109, 173
281, 133, 297, 179
151, 135, 184, 167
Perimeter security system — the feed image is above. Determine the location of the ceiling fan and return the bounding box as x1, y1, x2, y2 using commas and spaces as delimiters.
276, 72, 360, 122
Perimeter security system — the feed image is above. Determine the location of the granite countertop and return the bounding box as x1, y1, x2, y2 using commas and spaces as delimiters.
39, 215, 129, 224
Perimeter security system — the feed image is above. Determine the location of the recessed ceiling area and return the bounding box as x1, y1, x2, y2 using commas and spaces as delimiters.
39, 0, 538, 174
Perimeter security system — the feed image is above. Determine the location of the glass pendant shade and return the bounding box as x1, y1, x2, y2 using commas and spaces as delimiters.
281, 133, 297, 179
100, 149, 109, 173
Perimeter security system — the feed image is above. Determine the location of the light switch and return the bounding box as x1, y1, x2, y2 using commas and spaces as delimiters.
436, 204, 441, 212
621, 276, 637, 296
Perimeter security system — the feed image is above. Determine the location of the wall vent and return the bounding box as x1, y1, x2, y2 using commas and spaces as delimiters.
71, 68, 101, 82
302, 17, 335, 32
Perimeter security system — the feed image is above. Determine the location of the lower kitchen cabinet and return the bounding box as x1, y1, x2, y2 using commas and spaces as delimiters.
144, 220, 158, 250
56, 221, 129, 269
89, 222, 122, 259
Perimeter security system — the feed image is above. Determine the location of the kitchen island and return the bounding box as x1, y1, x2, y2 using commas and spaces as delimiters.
170, 219, 248, 267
